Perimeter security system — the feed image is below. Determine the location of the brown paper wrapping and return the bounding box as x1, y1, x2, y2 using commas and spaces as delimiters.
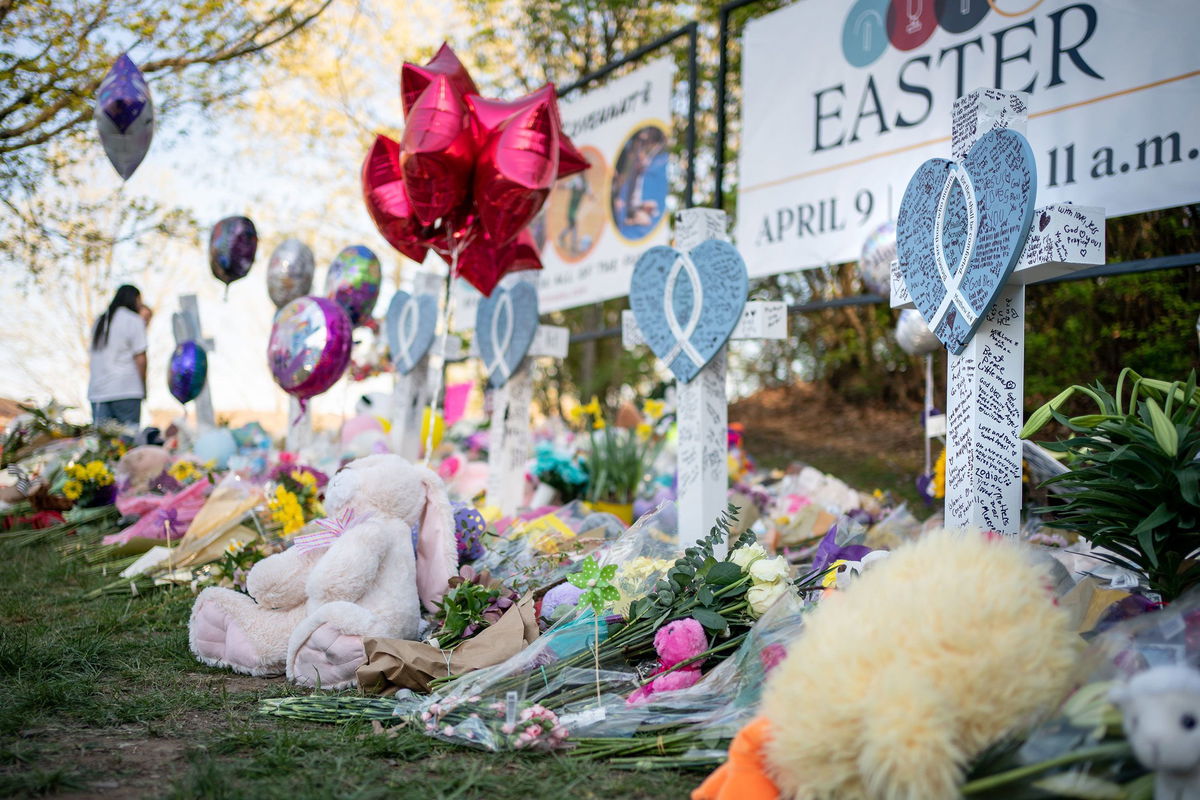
357, 593, 540, 694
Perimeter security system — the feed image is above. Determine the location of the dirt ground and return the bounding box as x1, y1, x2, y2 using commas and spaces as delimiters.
730, 384, 928, 504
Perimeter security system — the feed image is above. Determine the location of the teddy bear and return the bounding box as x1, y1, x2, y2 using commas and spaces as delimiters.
693, 528, 1082, 800
626, 617, 708, 705
188, 454, 459, 689
1110, 664, 1200, 800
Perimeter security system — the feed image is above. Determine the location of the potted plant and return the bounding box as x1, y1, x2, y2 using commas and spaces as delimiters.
1021, 369, 1200, 600
572, 396, 670, 525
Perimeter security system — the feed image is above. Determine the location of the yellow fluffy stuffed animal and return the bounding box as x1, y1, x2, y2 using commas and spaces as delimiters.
759, 529, 1081, 800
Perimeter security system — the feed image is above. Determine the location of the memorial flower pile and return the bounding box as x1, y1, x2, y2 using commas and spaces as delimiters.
62, 459, 115, 505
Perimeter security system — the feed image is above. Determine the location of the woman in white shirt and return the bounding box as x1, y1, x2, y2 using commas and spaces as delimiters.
88, 284, 149, 428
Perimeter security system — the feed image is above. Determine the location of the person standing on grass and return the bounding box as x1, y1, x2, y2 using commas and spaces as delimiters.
88, 284, 150, 429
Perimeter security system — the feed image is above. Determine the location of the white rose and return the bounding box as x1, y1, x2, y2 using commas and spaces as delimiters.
730, 543, 767, 570
749, 555, 790, 584
747, 581, 789, 617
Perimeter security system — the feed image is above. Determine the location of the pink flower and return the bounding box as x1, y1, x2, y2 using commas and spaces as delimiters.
654, 618, 708, 668
443, 725, 455, 736
421, 711, 431, 722
760, 643, 787, 674
501, 723, 515, 735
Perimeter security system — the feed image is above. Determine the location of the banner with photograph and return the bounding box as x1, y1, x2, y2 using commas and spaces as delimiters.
535, 57, 677, 313
737, 0, 1200, 279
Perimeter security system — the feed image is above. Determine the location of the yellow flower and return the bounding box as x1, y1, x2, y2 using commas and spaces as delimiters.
643, 399, 665, 419
568, 405, 584, 422
933, 448, 947, 500
225, 539, 245, 556
269, 486, 307, 536
85, 460, 107, 480
592, 419, 606, 430
65, 464, 86, 480
291, 469, 316, 488
635, 423, 652, 441
169, 461, 196, 482
62, 480, 83, 500
582, 396, 602, 417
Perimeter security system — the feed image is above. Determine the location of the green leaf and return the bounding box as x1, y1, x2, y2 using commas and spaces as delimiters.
1145, 397, 1179, 456
707, 562, 743, 586
690, 608, 728, 632
1068, 414, 1123, 427
1178, 466, 1200, 507
696, 585, 714, 606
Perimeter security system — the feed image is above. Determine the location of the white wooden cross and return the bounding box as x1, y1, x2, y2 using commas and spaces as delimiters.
623, 209, 788, 550
171, 294, 216, 430
891, 88, 1105, 535
391, 271, 448, 461
468, 280, 569, 517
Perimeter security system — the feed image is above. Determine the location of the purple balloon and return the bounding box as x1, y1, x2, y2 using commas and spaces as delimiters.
268, 296, 352, 402
210, 216, 258, 286
95, 53, 154, 180
168, 341, 208, 404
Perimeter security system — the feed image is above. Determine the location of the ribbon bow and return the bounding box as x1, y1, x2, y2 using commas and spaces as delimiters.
291, 508, 368, 553
156, 507, 181, 539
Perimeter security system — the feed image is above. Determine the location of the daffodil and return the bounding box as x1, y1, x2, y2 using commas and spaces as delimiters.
643, 399, 665, 419
582, 396, 602, 418
933, 448, 946, 500
62, 480, 83, 500
592, 419, 606, 430
635, 423, 652, 441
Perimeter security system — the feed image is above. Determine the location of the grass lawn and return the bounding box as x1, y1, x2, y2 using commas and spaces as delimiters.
0, 541, 702, 799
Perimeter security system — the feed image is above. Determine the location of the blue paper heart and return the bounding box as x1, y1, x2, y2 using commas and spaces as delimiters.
475, 282, 539, 388
629, 239, 749, 383
896, 128, 1036, 355
385, 290, 438, 375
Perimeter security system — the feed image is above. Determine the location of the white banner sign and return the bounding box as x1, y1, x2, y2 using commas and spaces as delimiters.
536, 58, 676, 312
737, 0, 1200, 278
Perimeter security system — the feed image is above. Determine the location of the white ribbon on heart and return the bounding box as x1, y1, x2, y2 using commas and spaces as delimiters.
660, 250, 706, 368
928, 162, 980, 331
395, 295, 421, 373
484, 290, 516, 382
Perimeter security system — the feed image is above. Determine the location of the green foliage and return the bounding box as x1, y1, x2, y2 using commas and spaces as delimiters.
1024, 369, 1200, 599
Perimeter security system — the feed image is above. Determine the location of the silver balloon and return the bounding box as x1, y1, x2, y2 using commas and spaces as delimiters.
267, 238, 316, 309
858, 220, 897, 297
896, 309, 941, 356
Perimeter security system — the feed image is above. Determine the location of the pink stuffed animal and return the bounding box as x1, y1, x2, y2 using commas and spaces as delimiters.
189, 454, 458, 689
626, 617, 708, 705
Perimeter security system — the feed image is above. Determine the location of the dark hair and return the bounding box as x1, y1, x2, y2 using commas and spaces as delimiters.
91, 284, 141, 350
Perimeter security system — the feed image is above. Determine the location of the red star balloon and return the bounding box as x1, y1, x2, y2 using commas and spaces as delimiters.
362, 134, 432, 263
451, 229, 543, 297
400, 74, 478, 228
467, 85, 589, 180
472, 95, 559, 246
400, 42, 479, 117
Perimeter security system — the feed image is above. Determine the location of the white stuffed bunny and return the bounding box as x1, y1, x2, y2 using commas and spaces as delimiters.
1110, 664, 1200, 800
189, 454, 458, 688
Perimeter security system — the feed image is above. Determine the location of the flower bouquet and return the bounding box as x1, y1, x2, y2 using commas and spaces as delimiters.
62, 459, 117, 508
263, 463, 326, 538
574, 397, 671, 517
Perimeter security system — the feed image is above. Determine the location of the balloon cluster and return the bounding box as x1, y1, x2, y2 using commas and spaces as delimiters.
362, 43, 588, 296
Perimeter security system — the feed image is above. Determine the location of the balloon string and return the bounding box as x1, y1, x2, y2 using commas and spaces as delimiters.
423, 238, 457, 466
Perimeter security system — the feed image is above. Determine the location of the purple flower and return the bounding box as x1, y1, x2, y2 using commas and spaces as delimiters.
812, 525, 871, 574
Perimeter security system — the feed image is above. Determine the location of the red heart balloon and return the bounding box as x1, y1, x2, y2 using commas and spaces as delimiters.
362, 134, 432, 263
400, 42, 479, 117
467, 84, 589, 180
401, 74, 479, 228
451, 228, 543, 297
473, 96, 559, 246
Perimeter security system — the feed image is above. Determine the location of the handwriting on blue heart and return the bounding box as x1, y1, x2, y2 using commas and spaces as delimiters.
475, 282, 538, 388
629, 239, 749, 383
385, 290, 438, 375
896, 128, 1036, 355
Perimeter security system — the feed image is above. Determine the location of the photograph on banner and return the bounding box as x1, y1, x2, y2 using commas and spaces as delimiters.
538, 57, 676, 313
736, 0, 1200, 279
